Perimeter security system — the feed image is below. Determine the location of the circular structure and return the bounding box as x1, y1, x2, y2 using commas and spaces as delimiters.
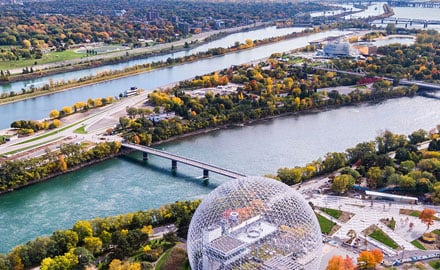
187, 176, 322, 270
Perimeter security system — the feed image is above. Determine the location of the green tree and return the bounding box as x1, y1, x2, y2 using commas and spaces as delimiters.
72, 221, 93, 243
277, 167, 303, 185
51, 230, 79, 255
83, 236, 102, 255
332, 174, 355, 194
366, 166, 383, 188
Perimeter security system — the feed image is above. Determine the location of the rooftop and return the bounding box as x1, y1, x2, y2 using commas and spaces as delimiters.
208, 235, 246, 256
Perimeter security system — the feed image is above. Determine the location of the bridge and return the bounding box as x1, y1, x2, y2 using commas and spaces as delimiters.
311, 66, 440, 91
121, 142, 247, 179
399, 79, 440, 91
379, 17, 440, 28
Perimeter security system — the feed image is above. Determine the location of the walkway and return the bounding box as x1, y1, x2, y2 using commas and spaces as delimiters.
309, 193, 440, 260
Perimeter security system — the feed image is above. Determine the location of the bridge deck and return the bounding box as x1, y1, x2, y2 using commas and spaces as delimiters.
122, 142, 246, 179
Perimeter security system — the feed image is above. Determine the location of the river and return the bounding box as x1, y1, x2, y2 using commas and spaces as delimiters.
0, 29, 350, 129
0, 26, 306, 95
1, 6, 440, 254
1, 95, 440, 253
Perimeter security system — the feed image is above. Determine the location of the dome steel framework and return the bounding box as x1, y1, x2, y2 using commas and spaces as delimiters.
187, 176, 322, 270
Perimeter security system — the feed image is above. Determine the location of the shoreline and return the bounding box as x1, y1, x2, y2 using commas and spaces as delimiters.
0, 27, 325, 106
0, 23, 270, 84
0, 94, 406, 197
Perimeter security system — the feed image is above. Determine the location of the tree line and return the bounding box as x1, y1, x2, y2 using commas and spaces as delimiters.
0, 200, 199, 269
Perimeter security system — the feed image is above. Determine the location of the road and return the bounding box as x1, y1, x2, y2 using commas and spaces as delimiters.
0, 91, 149, 158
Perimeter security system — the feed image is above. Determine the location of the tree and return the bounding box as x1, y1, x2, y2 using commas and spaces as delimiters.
366, 166, 383, 188
332, 174, 355, 194
49, 110, 60, 119
61, 106, 73, 115
22, 39, 31, 49
357, 250, 378, 269
371, 249, 383, 264
59, 155, 68, 172
419, 208, 436, 230
51, 230, 79, 255
326, 255, 355, 270
73, 220, 93, 242
83, 236, 102, 255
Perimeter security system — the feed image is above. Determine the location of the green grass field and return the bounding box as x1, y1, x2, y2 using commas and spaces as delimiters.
369, 229, 399, 249
411, 239, 426, 250
0, 50, 86, 71
430, 260, 440, 269
317, 214, 335, 234
320, 207, 342, 219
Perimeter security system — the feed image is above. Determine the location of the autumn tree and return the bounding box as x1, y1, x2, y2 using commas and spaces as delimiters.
371, 249, 383, 264
326, 255, 355, 270
49, 109, 60, 119
419, 208, 436, 230
61, 106, 73, 115
58, 154, 67, 172
357, 249, 382, 269
357, 250, 377, 269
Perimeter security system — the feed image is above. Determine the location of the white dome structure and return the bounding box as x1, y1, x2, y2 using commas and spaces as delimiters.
187, 176, 322, 270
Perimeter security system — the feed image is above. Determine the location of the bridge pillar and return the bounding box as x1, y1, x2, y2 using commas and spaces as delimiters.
203, 169, 209, 179
142, 152, 148, 161
171, 160, 177, 170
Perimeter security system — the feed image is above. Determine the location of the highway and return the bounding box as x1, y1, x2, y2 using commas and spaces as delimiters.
0, 91, 148, 158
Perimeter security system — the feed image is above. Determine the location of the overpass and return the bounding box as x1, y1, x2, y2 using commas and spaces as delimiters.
121, 142, 247, 179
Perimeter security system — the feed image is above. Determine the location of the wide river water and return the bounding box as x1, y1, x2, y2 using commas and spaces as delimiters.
1, 9, 440, 253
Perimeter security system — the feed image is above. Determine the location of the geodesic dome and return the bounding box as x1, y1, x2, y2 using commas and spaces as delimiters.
187, 176, 322, 270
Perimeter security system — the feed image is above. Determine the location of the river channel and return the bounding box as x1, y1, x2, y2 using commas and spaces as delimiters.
2, 7, 440, 253
1, 95, 440, 253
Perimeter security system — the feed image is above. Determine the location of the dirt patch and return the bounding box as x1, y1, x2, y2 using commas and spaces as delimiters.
339, 211, 354, 223
329, 224, 341, 236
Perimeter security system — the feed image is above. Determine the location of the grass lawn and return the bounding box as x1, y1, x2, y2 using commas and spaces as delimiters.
369, 229, 399, 249
317, 214, 335, 234
320, 207, 342, 219
411, 239, 426, 250
430, 260, 440, 269
433, 229, 440, 236
400, 209, 440, 221
0, 50, 86, 71
74, 126, 87, 134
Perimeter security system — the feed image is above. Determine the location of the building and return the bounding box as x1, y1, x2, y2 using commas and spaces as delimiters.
187, 176, 323, 270
321, 41, 351, 57
147, 10, 159, 21
178, 22, 190, 35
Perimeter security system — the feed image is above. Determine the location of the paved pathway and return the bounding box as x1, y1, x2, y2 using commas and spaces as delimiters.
307, 192, 440, 263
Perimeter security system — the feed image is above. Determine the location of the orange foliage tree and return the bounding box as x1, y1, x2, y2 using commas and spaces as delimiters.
326, 255, 355, 270
419, 208, 436, 230
357, 249, 383, 269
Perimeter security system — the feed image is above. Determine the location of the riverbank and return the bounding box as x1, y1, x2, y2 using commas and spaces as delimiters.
0, 26, 333, 106
1, 23, 270, 82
